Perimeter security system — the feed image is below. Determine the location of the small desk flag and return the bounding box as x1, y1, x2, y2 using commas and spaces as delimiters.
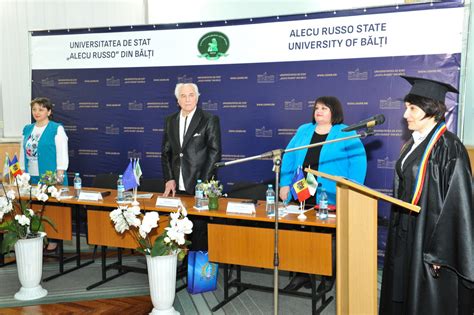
290, 166, 310, 202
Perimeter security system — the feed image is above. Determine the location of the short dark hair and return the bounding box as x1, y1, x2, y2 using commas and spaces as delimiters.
30, 97, 53, 112
312, 96, 344, 124
403, 93, 446, 122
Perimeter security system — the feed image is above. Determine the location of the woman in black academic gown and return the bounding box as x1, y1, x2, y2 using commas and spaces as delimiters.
379, 76, 474, 315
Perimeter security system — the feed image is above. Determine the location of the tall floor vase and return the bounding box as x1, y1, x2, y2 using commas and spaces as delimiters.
14, 232, 48, 300
146, 253, 179, 315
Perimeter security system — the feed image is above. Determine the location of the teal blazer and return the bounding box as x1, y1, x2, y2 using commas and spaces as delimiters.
23, 121, 68, 185
280, 123, 367, 204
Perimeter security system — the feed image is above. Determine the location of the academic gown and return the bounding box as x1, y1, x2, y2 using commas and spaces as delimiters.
380, 124, 474, 315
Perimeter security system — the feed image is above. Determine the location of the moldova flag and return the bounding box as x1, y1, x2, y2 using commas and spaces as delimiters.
290, 167, 310, 202
9, 154, 23, 177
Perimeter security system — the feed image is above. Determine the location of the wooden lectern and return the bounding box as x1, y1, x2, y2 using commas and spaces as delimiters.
306, 169, 420, 315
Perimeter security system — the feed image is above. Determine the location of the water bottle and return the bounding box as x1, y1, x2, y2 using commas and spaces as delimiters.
195, 179, 204, 208
318, 186, 328, 220
74, 173, 82, 198
117, 175, 124, 202
266, 184, 276, 216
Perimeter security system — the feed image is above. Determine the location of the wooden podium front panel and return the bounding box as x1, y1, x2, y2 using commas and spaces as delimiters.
87, 210, 168, 249
208, 224, 332, 275
336, 185, 378, 315
32, 204, 72, 240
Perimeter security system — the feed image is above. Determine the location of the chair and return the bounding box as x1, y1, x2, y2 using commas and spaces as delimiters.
140, 178, 165, 193
92, 173, 119, 189
226, 181, 269, 201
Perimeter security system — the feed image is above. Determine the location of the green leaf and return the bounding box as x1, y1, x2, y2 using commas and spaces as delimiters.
178, 250, 186, 261
1, 232, 18, 254
151, 234, 168, 257
30, 215, 42, 233
0, 220, 16, 233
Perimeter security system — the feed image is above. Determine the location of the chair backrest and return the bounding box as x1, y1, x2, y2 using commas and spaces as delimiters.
140, 178, 165, 193
226, 181, 270, 201
92, 173, 119, 189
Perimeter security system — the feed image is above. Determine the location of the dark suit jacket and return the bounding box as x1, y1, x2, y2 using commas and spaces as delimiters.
161, 108, 222, 194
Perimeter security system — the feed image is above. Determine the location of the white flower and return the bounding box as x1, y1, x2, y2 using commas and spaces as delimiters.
123, 207, 141, 228
0, 211, 4, 221
0, 196, 13, 214
110, 207, 130, 233
15, 214, 30, 226
178, 204, 187, 217
165, 225, 186, 245
170, 211, 180, 222
6, 190, 16, 200
177, 217, 193, 235
26, 208, 34, 216
164, 236, 171, 243
36, 191, 49, 202
139, 211, 159, 238
49, 186, 61, 199
16, 173, 31, 190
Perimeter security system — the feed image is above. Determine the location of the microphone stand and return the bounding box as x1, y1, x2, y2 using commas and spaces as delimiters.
215, 128, 373, 314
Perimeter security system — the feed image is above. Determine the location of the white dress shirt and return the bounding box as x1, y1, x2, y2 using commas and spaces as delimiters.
178, 107, 196, 191
401, 123, 436, 169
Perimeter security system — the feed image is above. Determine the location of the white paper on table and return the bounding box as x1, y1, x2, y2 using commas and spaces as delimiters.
156, 197, 181, 207
281, 205, 311, 214
267, 210, 288, 218
136, 193, 153, 199
226, 202, 255, 214
316, 213, 336, 218
193, 205, 209, 211
78, 191, 103, 201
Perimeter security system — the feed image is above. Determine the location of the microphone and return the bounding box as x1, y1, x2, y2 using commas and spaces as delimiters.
342, 114, 385, 132
215, 161, 226, 168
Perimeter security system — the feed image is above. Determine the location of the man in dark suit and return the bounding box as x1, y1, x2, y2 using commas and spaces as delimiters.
161, 82, 221, 250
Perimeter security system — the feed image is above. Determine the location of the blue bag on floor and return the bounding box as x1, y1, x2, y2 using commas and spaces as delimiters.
187, 251, 218, 294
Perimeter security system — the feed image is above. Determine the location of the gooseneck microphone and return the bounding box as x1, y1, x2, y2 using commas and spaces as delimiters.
342, 114, 385, 132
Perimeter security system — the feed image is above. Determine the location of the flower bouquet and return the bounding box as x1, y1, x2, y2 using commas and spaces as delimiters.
0, 172, 58, 253
109, 204, 193, 314
109, 204, 193, 261
202, 179, 223, 210
0, 172, 59, 300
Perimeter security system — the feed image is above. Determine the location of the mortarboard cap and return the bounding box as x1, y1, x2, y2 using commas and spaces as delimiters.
401, 75, 458, 103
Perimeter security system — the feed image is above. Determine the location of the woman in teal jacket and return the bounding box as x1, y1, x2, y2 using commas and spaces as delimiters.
280, 96, 367, 205
20, 97, 69, 186
280, 96, 367, 293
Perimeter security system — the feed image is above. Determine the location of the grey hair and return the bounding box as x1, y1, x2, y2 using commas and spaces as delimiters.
174, 83, 200, 99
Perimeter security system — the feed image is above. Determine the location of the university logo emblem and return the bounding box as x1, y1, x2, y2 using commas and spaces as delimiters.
198, 32, 229, 60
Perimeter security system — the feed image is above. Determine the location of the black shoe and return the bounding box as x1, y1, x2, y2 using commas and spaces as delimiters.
283, 274, 310, 292
316, 277, 335, 294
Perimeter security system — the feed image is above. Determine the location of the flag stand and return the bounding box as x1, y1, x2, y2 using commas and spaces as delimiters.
297, 200, 307, 220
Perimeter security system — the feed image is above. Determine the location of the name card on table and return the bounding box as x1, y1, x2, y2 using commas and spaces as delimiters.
226, 202, 256, 215
78, 191, 103, 201
156, 197, 182, 208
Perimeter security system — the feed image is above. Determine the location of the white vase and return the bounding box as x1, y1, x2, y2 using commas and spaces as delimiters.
14, 232, 48, 301
146, 253, 179, 315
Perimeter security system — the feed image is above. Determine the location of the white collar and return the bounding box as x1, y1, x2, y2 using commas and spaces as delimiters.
180, 107, 197, 120
411, 123, 436, 145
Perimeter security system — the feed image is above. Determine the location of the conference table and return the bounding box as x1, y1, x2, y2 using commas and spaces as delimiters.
7, 186, 336, 314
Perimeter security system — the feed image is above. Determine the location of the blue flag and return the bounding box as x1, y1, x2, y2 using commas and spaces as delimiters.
122, 160, 137, 190
290, 166, 305, 200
